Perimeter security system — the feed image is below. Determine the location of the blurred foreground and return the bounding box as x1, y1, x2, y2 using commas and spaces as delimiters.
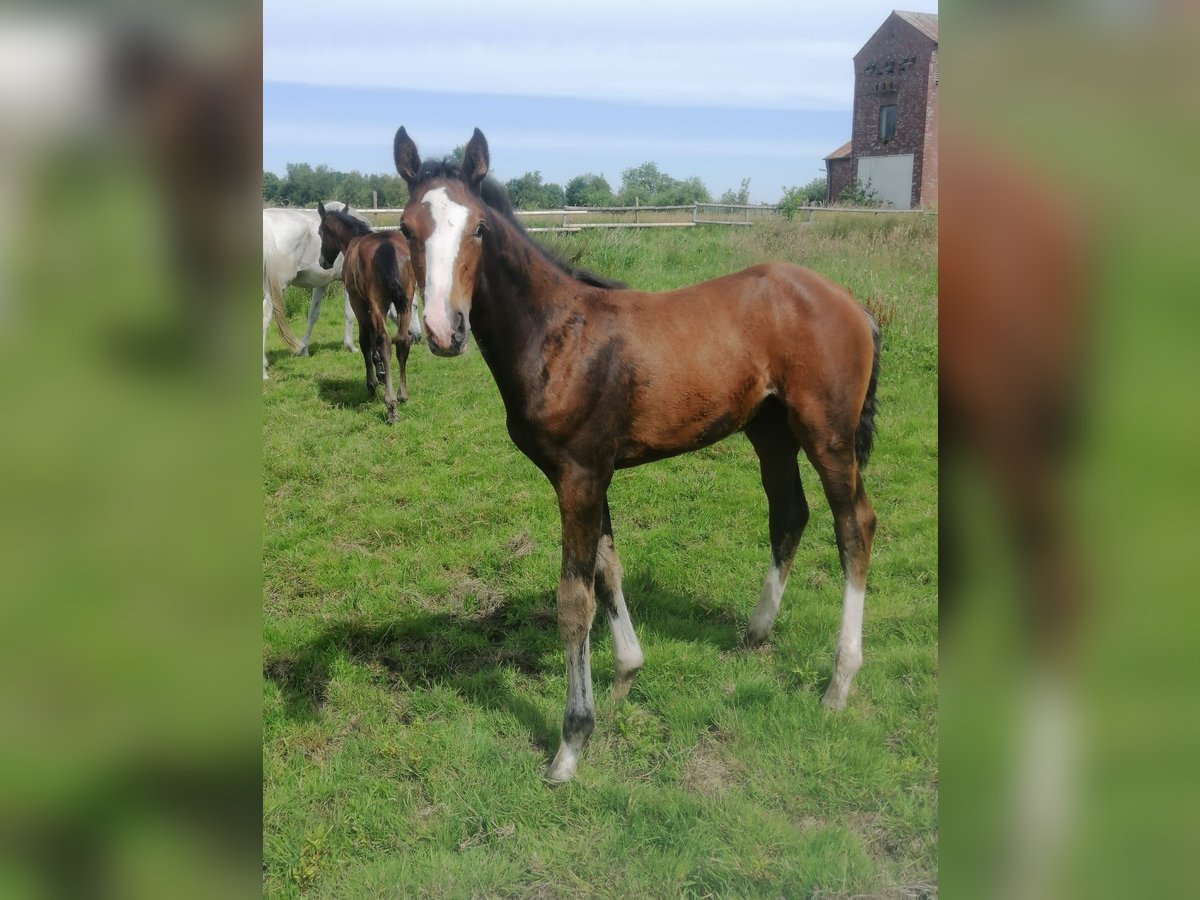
0, 6, 261, 898
941, 3, 1200, 898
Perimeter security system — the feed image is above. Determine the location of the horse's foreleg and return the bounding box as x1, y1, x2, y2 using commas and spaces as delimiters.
299, 285, 323, 354
408, 293, 423, 344
745, 410, 809, 645
596, 501, 643, 700
547, 466, 607, 784
342, 290, 356, 351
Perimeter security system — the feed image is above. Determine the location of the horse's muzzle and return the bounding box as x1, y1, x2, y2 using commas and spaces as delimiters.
425, 312, 469, 357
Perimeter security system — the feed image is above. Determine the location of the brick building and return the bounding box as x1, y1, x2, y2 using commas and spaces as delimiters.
825, 10, 938, 209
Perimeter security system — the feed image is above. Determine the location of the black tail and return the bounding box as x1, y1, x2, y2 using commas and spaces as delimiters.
373, 240, 409, 317
855, 310, 881, 469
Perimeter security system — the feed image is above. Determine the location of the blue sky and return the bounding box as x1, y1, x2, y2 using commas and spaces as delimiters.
263, 1, 938, 204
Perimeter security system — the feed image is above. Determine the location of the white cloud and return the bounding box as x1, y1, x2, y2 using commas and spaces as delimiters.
263, 121, 835, 160
263, 0, 936, 109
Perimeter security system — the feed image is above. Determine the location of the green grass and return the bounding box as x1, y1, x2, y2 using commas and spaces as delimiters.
264, 217, 937, 898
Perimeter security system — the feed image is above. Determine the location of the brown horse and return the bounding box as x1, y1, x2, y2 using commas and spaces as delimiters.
394, 127, 880, 783
316, 203, 419, 423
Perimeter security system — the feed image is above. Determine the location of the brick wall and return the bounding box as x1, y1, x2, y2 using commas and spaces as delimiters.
850, 16, 936, 208
920, 48, 938, 207
826, 157, 854, 204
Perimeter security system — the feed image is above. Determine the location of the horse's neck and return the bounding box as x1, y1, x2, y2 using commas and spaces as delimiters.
330, 220, 360, 255
471, 216, 578, 404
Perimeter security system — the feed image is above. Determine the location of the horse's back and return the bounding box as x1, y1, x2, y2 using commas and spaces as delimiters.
589, 262, 874, 464
343, 231, 414, 312
610, 261, 871, 377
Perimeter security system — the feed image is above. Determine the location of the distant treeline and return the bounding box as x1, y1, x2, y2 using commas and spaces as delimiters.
264, 161, 827, 211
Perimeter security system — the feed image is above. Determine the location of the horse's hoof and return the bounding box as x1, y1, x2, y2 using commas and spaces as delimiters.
297, 345, 310, 357
545, 747, 579, 785
610, 676, 634, 702
821, 689, 848, 711
344, 343, 357, 353
744, 628, 770, 648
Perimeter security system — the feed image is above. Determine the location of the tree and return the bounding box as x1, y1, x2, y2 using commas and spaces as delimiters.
618, 162, 712, 206
617, 161, 668, 204
263, 170, 283, 204
565, 173, 614, 207
778, 177, 828, 219
718, 177, 751, 206
837, 178, 881, 207
505, 171, 565, 209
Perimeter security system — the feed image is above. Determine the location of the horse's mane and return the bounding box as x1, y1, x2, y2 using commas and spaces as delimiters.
330, 207, 371, 238
413, 157, 627, 290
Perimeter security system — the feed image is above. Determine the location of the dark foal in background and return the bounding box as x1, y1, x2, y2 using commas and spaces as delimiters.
394, 127, 880, 783
316, 203, 419, 423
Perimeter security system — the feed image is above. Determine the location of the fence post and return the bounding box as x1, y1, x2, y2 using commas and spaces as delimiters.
372, 190, 378, 209
635, 196, 639, 225
562, 209, 568, 229
692, 203, 697, 225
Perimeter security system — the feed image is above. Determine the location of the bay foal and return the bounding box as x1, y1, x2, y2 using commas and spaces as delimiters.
395, 128, 879, 782
316, 203, 419, 423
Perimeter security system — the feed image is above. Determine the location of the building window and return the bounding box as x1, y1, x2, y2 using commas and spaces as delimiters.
879, 105, 897, 141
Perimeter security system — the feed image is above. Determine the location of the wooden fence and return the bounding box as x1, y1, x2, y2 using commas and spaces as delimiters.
354, 202, 935, 233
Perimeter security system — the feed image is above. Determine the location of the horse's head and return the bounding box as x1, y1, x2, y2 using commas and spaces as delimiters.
315, 201, 342, 270
395, 127, 491, 357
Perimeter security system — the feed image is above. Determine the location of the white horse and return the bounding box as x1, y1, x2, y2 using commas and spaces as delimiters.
263, 202, 357, 379
262, 204, 421, 379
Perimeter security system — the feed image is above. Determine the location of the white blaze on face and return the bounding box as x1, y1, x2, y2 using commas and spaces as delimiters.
422, 186, 469, 346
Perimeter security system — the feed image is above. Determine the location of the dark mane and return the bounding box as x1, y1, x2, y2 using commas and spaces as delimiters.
413, 156, 627, 290
331, 207, 371, 238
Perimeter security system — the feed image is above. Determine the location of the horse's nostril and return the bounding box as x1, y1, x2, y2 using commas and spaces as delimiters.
453, 311, 466, 334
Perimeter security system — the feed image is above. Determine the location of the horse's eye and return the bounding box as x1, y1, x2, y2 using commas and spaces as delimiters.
399, 222, 412, 239
473, 222, 486, 239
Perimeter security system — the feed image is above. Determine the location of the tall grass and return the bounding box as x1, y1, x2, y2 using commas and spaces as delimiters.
263, 218, 937, 897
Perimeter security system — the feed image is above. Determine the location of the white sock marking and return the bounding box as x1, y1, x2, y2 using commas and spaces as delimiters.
748, 561, 786, 642
825, 580, 865, 708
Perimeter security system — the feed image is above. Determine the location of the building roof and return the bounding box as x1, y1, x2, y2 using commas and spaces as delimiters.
894, 10, 938, 43
824, 141, 852, 161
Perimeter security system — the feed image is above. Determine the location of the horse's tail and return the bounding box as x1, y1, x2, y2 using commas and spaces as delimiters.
265, 263, 302, 354
374, 240, 410, 317
855, 309, 881, 469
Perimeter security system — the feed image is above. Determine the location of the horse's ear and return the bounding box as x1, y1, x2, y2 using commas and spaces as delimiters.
317, 201, 326, 219
394, 126, 421, 189
463, 128, 489, 191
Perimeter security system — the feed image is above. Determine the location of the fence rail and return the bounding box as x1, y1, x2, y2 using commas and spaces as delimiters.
349, 202, 936, 233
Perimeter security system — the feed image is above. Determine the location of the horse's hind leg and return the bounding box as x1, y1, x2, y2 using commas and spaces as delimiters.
596, 500, 643, 700
359, 320, 377, 397
375, 308, 397, 424
745, 405, 810, 646
262, 295, 272, 380
806, 441, 876, 710
299, 285, 323, 355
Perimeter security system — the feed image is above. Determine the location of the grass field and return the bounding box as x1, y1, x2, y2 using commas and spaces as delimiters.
263, 215, 937, 898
